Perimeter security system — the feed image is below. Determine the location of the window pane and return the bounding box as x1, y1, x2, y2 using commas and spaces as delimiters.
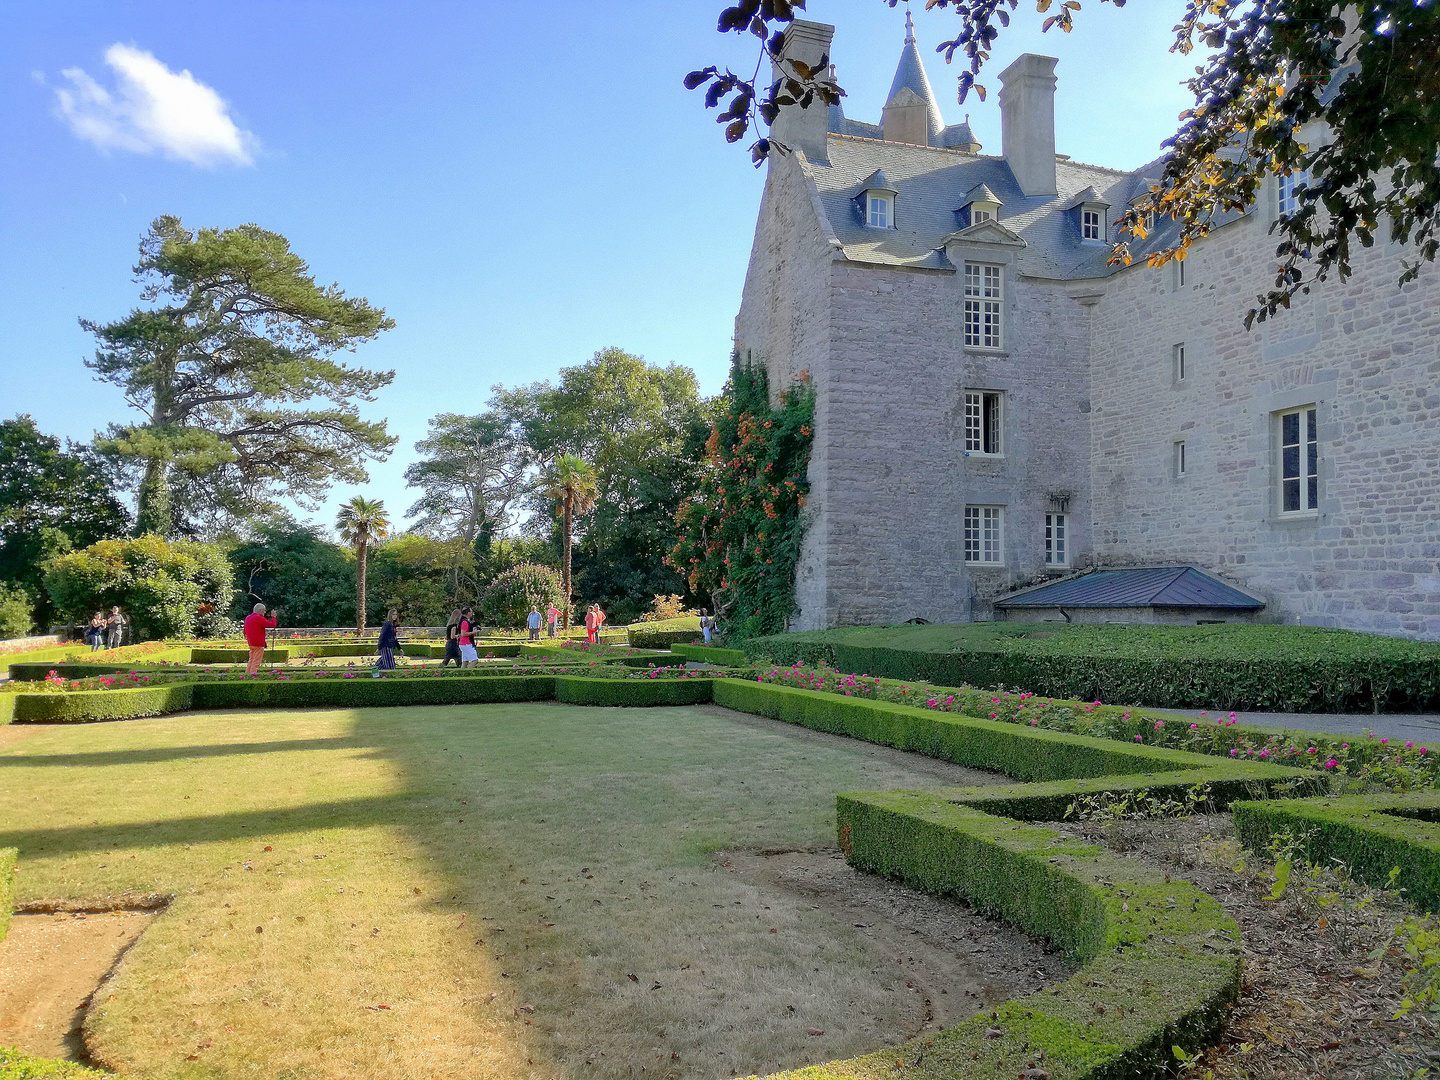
1282, 444, 1300, 479
1283, 478, 1300, 513
1306, 408, 1316, 442
1308, 476, 1318, 509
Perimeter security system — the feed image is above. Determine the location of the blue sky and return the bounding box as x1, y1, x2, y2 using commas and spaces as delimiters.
0, 0, 1195, 536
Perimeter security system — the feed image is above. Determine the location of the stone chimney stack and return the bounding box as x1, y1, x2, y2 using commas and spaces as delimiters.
770, 20, 835, 163
998, 54, 1059, 196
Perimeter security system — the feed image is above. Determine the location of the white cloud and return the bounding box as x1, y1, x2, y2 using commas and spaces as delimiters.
55, 44, 257, 167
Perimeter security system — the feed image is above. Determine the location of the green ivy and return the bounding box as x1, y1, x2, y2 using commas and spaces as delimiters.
669, 360, 812, 640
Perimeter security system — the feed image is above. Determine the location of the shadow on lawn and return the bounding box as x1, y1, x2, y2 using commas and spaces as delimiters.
0, 736, 372, 769
0, 794, 415, 858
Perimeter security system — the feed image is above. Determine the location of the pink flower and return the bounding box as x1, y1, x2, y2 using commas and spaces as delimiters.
1134, 735, 1143, 742
1189, 724, 1198, 730
1421, 747, 1429, 755
1406, 741, 1414, 749
1153, 720, 1165, 731
1324, 759, 1338, 769
1229, 749, 1238, 757
1381, 738, 1389, 745
1307, 747, 1318, 754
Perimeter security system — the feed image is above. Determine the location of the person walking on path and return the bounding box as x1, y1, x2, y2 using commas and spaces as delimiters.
243, 603, 277, 676
105, 606, 126, 650
527, 606, 542, 641
441, 608, 462, 667
700, 609, 712, 645
457, 606, 478, 668
86, 611, 105, 651
584, 604, 598, 645
545, 603, 559, 639
376, 610, 401, 670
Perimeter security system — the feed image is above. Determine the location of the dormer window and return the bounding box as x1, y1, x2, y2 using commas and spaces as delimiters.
868, 194, 893, 228
853, 169, 900, 230
1067, 188, 1111, 244
1082, 208, 1102, 241
955, 184, 1004, 230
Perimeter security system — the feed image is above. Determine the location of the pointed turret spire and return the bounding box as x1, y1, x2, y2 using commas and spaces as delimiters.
885, 9, 945, 143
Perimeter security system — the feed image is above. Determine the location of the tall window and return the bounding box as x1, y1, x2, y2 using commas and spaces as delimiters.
963, 391, 1002, 455
1278, 406, 1319, 513
1174, 440, 1187, 478
1044, 513, 1067, 566
1173, 342, 1187, 382
964, 263, 1003, 349
964, 505, 1004, 564
1082, 209, 1102, 240
1277, 170, 1309, 216
868, 195, 890, 228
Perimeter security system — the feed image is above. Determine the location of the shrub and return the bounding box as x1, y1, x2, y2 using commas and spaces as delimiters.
628, 628, 701, 650
189, 647, 291, 664
0, 1047, 112, 1079
0, 583, 33, 639
634, 594, 698, 622
670, 643, 746, 666
13, 684, 193, 723
44, 535, 235, 641
478, 562, 564, 629
554, 677, 713, 707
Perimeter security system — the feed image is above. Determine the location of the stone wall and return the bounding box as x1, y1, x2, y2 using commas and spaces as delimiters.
1089, 195, 1440, 638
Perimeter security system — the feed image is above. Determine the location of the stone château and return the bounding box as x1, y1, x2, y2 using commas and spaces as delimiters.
734, 15, 1440, 639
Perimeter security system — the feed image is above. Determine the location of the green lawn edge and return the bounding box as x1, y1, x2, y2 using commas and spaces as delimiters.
0, 846, 15, 944
0, 1048, 113, 1080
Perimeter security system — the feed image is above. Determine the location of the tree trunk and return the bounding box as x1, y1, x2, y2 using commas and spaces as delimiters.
562, 495, 573, 631
135, 454, 172, 538
356, 541, 368, 633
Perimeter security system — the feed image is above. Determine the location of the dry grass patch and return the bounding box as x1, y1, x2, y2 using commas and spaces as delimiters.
0, 701, 1048, 1080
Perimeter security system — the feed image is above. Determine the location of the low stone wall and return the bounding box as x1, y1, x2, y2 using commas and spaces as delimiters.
0, 634, 62, 656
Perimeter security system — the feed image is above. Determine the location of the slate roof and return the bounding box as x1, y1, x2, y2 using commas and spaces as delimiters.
994, 567, 1266, 610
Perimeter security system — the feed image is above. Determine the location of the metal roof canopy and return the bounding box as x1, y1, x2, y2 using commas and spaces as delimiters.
995, 566, 1265, 610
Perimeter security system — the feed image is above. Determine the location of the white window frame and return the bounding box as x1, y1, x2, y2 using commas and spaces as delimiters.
1044, 513, 1068, 567
1277, 405, 1319, 515
963, 262, 1003, 349
867, 194, 893, 228
964, 505, 1005, 565
1081, 208, 1103, 241
1277, 170, 1309, 217
963, 390, 1003, 456
1174, 440, 1187, 478
1176, 258, 1187, 287
1173, 342, 1187, 383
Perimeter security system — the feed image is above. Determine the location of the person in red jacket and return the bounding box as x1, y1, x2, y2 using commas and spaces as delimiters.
243, 602, 278, 676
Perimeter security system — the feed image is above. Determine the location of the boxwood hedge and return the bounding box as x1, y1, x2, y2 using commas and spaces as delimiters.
671, 644, 747, 666
627, 628, 701, 649
1232, 791, 1440, 912
0, 1047, 113, 1080
1, 846, 14, 943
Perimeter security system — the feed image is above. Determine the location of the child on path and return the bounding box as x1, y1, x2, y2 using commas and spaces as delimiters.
527, 606, 542, 641
243, 603, 277, 676
376, 610, 401, 669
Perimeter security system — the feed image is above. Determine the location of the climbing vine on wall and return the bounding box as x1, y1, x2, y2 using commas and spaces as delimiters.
669, 359, 813, 640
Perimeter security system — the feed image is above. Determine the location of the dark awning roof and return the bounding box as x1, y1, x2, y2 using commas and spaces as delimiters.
995, 567, 1265, 610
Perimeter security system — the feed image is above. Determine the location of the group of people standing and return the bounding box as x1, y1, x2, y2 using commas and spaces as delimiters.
83, 607, 126, 651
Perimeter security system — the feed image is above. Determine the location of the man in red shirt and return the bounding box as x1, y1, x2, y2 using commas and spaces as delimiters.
243, 602, 278, 675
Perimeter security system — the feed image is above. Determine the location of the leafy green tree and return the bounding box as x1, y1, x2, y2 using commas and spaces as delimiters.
0, 415, 130, 625
82, 215, 396, 537
478, 563, 564, 629
368, 533, 477, 626
539, 456, 598, 629
44, 535, 235, 640
403, 412, 529, 544
335, 497, 390, 632
0, 583, 34, 640
227, 521, 356, 627
692, 0, 1440, 321
493, 348, 709, 619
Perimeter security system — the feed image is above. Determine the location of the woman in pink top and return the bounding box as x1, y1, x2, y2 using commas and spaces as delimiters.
584, 605, 598, 645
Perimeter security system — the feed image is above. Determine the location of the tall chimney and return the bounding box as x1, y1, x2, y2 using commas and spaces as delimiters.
770, 20, 835, 164
998, 54, 1058, 196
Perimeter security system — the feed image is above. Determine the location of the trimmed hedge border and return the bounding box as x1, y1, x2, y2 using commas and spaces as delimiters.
0, 846, 15, 943
818, 791, 1243, 1080
1233, 791, 1440, 912
745, 635, 1440, 714
627, 628, 701, 649
189, 647, 293, 664
671, 644, 746, 666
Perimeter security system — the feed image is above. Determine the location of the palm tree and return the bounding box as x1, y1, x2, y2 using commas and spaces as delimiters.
539, 455, 598, 630
335, 496, 390, 632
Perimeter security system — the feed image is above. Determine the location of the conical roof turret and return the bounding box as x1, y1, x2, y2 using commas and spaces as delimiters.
885, 10, 945, 143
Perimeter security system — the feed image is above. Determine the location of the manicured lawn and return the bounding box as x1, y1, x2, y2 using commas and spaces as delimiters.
0, 701, 993, 1080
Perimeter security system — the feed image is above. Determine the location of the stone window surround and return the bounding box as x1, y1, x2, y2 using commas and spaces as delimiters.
948, 242, 1019, 355
1173, 341, 1188, 385
964, 504, 1005, 565
1044, 512, 1068, 567
1262, 382, 1333, 525
963, 388, 1004, 457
